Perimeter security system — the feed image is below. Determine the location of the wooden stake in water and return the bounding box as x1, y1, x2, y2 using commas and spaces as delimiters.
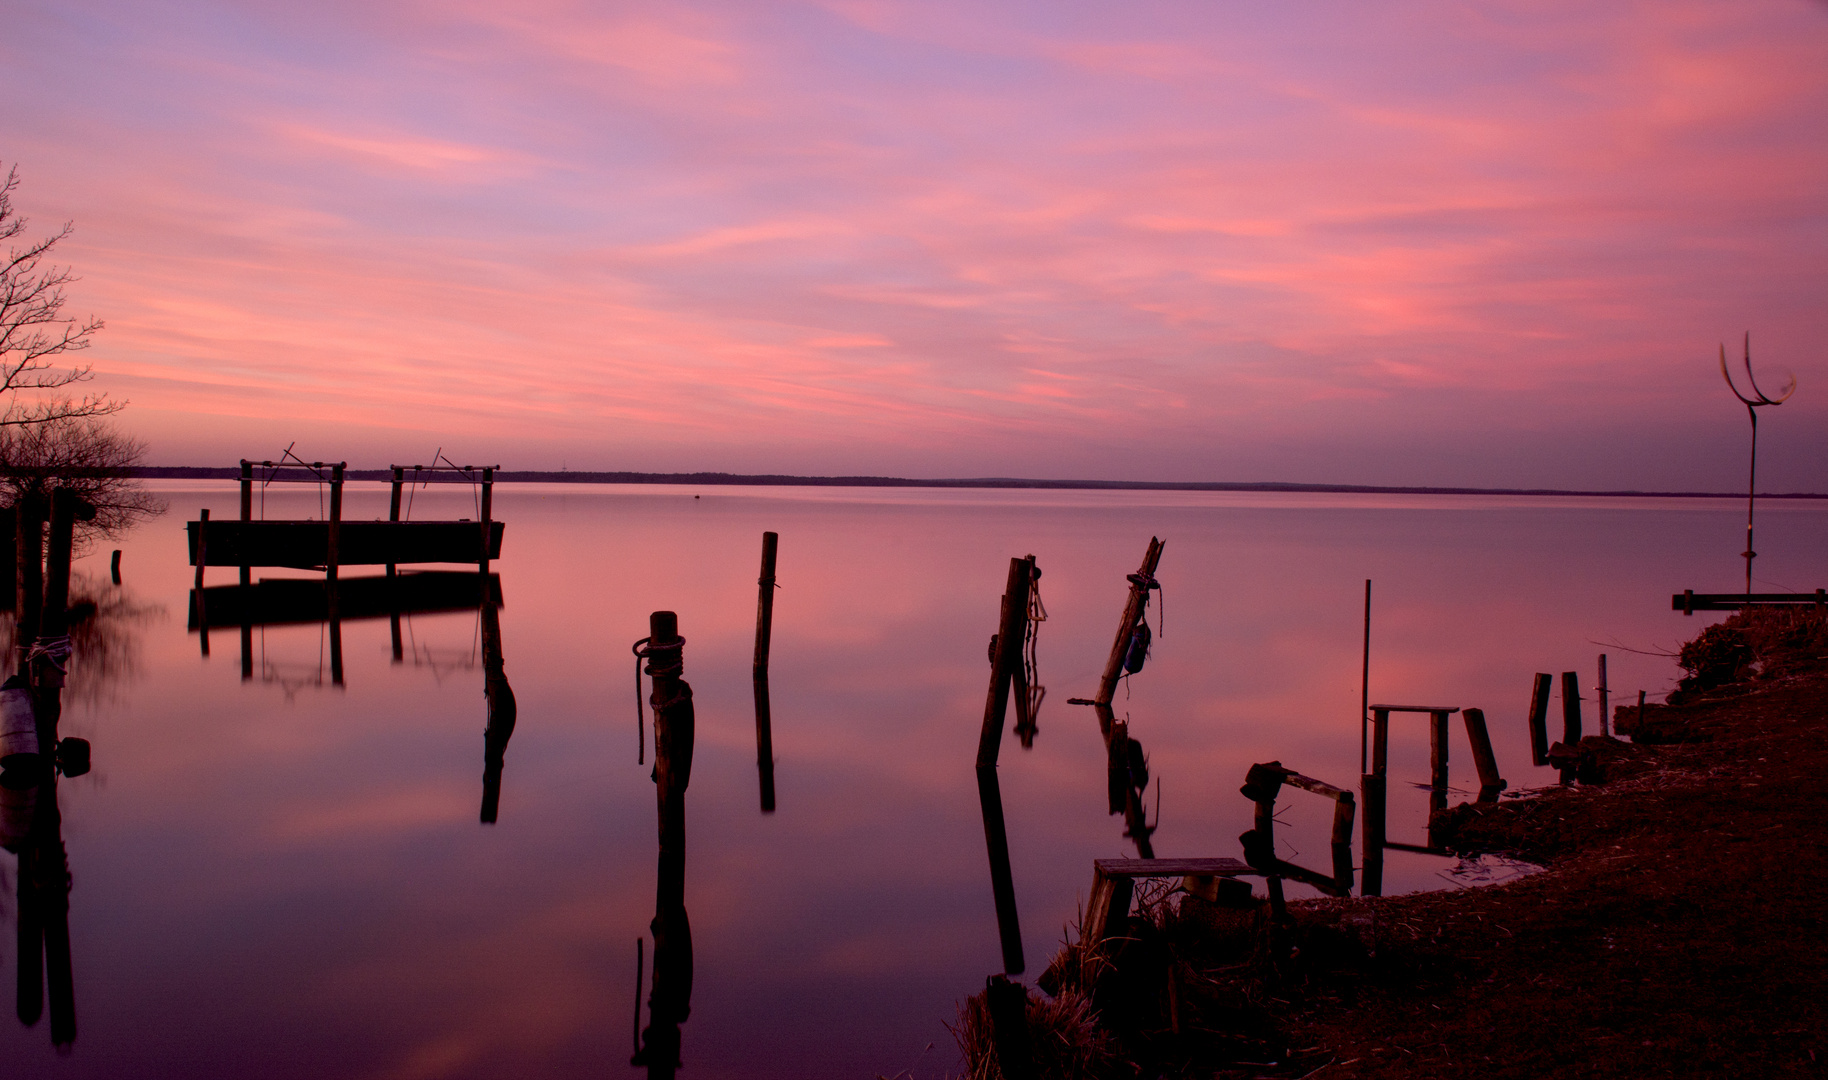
1360, 579, 1371, 774
1598, 653, 1610, 738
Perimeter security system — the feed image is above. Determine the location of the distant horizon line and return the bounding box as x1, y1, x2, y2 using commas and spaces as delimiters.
128, 466, 1828, 501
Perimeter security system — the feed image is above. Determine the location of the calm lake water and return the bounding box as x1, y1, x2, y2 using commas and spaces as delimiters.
5, 481, 1822, 1078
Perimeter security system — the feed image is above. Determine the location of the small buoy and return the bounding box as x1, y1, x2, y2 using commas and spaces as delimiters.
694, 495, 700, 499
57, 738, 91, 779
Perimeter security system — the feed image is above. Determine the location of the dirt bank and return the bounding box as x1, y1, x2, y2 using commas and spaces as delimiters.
966, 608, 1828, 1079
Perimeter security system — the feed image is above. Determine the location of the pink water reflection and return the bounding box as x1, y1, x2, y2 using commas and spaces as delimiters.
4, 482, 1817, 1077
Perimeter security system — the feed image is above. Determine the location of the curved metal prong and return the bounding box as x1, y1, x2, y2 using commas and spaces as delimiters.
1721, 342, 1759, 405
1740, 334, 1795, 404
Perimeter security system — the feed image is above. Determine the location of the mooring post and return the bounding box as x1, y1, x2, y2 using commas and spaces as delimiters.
1527, 672, 1552, 766
753, 531, 777, 676
15, 496, 45, 674
645, 612, 694, 898
387, 465, 403, 581
1094, 538, 1164, 708
35, 490, 89, 711
1597, 654, 1610, 738
109, 549, 120, 586
478, 467, 495, 577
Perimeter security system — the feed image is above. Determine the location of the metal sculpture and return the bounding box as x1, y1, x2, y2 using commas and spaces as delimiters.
1720, 333, 1794, 596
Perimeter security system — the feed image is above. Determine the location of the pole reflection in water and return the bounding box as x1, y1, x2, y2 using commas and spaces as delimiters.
633, 610, 693, 1079
479, 598, 516, 825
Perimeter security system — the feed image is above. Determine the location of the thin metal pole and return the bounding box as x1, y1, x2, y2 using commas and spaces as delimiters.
1745, 404, 1757, 598
1360, 579, 1371, 774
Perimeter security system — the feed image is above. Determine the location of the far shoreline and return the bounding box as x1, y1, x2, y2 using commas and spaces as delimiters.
129, 467, 1828, 501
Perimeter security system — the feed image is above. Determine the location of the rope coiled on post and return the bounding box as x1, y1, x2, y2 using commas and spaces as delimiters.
631, 635, 687, 764
26, 635, 72, 674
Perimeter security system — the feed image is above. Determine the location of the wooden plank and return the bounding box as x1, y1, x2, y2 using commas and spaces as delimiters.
1282, 772, 1353, 801
186, 519, 505, 567
1368, 703, 1461, 714
1670, 592, 1828, 610
187, 571, 502, 630
1093, 857, 1255, 878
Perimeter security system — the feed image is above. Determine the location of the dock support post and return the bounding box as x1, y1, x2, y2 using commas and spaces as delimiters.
238, 460, 252, 587
478, 467, 494, 577
1527, 672, 1552, 766
192, 508, 208, 658
1429, 708, 1450, 793
387, 466, 403, 581
1361, 707, 1389, 896
327, 465, 344, 686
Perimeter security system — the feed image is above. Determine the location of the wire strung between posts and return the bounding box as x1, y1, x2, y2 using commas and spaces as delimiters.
630, 634, 687, 765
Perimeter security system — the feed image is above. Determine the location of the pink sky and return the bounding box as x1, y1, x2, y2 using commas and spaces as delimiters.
3, 0, 1825, 488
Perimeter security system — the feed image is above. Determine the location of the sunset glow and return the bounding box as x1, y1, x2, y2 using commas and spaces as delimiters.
4, 0, 1825, 487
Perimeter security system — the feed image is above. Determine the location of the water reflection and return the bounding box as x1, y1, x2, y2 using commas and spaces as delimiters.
479, 600, 516, 825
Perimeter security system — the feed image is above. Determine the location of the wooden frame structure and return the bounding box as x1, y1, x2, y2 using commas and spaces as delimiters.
1238, 761, 1356, 900
1360, 703, 1504, 896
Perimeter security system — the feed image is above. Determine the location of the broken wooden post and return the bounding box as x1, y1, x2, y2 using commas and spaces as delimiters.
1461, 707, 1505, 795
1527, 672, 1552, 766
753, 531, 777, 676
1094, 538, 1163, 707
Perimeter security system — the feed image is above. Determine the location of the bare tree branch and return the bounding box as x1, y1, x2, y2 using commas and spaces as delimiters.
0, 163, 116, 426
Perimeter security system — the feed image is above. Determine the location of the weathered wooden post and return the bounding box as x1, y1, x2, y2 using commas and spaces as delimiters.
1597, 654, 1610, 738
1094, 538, 1164, 707
109, 550, 120, 586
478, 466, 494, 577
752, 675, 776, 814
34, 491, 90, 725
238, 460, 253, 588
977, 556, 1034, 977
1361, 707, 1390, 896
1428, 708, 1450, 794
1461, 707, 1504, 798
646, 611, 694, 903
327, 466, 344, 686
192, 507, 208, 658
387, 465, 404, 582
753, 531, 777, 676
1560, 671, 1582, 745
1527, 672, 1552, 766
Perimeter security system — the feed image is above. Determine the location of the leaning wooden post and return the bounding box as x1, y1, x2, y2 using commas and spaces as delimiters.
977, 556, 1034, 976
1527, 672, 1552, 766
1461, 707, 1504, 796
753, 531, 777, 676
753, 674, 776, 814
1094, 538, 1164, 707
